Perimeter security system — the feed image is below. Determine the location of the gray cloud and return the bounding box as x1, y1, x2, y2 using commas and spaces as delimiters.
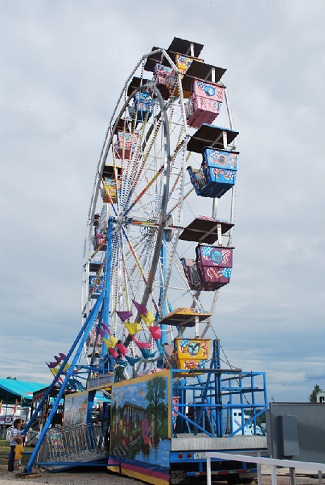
0, 0, 324, 402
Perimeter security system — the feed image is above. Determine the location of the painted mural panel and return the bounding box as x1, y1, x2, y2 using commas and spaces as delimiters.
110, 371, 170, 471
64, 392, 88, 426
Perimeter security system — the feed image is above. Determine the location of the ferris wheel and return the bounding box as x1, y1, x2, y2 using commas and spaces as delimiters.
81, 37, 239, 374
24, 39, 270, 480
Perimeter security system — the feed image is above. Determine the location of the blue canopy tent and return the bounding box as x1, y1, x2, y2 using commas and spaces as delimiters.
0, 378, 47, 424
0, 378, 47, 403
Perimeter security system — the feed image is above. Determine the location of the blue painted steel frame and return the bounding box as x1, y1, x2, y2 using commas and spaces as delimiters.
24, 291, 106, 473
23, 218, 115, 473
100, 217, 114, 363
158, 233, 167, 345
170, 339, 268, 439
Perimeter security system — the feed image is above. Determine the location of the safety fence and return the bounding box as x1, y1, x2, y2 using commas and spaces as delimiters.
205, 451, 325, 485
37, 423, 107, 468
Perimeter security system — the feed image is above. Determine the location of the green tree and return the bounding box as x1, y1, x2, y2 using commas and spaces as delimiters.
309, 384, 324, 403
146, 377, 166, 409
146, 377, 167, 440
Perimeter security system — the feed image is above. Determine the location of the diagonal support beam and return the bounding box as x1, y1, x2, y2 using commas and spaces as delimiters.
24, 291, 105, 474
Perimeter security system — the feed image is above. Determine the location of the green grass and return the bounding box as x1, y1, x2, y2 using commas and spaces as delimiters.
0, 438, 10, 463
0, 438, 34, 467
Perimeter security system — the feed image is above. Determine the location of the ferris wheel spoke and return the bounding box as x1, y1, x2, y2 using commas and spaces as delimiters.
125, 167, 164, 216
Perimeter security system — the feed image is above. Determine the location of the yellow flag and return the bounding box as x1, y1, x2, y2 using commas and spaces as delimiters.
109, 335, 118, 347
141, 311, 155, 326
103, 336, 118, 348
103, 337, 112, 348
124, 322, 142, 335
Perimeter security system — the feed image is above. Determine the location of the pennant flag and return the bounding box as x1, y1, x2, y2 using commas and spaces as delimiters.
48, 361, 59, 369
59, 353, 67, 360
102, 337, 111, 348
97, 326, 106, 338
117, 310, 133, 322
148, 326, 161, 340
110, 335, 118, 347
125, 355, 141, 365
132, 336, 151, 349
103, 336, 118, 348
48, 365, 58, 375
132, 300, 155, 326
115, 358, 128, 367
124, 322, 142, 335
107, 348, 119, 358
139, 348, 157, 359
132, 300, 147, 315
116, 343, 128, 355
99, 322, 110, 333
47, 364, 64, 382
54, 355, 62, 363
141, 311, 155, 326
156, 340, 165, 353
62, 363, 71, 373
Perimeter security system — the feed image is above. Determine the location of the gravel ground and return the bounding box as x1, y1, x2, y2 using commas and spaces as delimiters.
0, 464, 323, 485
0, 464, 146, 485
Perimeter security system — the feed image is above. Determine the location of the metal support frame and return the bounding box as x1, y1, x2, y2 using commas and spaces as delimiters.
170, 339, 268, 438
24, 291, 106, 474
97, 217, 114, 372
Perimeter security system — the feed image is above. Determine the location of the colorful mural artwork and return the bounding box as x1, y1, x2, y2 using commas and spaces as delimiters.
109, 371, 170, 483
175, 338, 210, 370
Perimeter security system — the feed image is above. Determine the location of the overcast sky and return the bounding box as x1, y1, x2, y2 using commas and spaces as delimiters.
0, 0, 324, 403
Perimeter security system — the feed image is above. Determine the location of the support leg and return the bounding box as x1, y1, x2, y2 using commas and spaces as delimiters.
206, 457, 211, 485
318, 470, 322, 485
271, 465, 278, 485
257, 453, 262, 485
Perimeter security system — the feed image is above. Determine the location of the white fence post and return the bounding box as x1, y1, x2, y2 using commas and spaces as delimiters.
270, 465, 277, 485
206, 456, 211, 485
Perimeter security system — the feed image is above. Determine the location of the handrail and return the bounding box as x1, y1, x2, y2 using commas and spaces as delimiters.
205, 451, 325, 485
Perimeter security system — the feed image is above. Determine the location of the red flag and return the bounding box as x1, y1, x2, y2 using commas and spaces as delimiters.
116, 343, 128, 355
132, 336, 151, 349
149, 326, 162, 340
107, 348, 119, 358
